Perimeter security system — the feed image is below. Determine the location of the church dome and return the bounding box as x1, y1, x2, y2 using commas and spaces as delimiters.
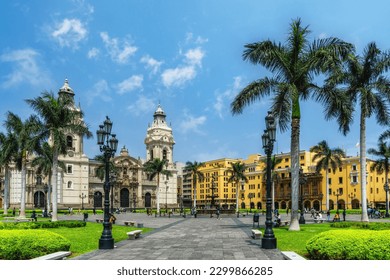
59, 79, 75, 96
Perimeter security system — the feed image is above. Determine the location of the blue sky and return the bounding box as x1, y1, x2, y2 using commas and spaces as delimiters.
1, 0, 390, 163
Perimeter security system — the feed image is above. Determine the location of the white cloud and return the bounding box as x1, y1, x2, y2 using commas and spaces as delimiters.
0, 48, 50, 89
140, 55, 163, 74
127, 95, 156, 116
87, 47, 100, 59
86, 79, 111, 105
51, 18, 87, 49
179, 113, 206, 134
100, 32, 137, 64
161, 46, 205, 88
214, 76, 243, 119
185, 47, 204, 67
116, 75, 143, 94
161, 66, 196, 88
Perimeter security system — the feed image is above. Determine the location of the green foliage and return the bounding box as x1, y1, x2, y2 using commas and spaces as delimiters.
0, 220, 86, 230
306, 229, 390, 260
330, 221, 390, 230
0, 230, 71, 260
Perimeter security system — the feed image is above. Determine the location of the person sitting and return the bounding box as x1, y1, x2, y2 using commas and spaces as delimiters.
274, 214, 281, 227
333, 212, 340, 222
31, 210, 37, 222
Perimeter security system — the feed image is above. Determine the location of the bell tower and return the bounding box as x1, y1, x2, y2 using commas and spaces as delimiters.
144, 104, 175, 164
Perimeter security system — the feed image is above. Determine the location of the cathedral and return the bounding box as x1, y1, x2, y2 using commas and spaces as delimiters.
0, 80, 179, 212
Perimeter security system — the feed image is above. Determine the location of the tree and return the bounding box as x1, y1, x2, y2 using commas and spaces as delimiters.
231, 18, 353, 230
310, 140, 345, 211
227, 161, 248, 215
0, 131, 18, 215
4, 112, 42, 218
326, 42, 390, 222
26, 91, 92, 221
31, 142, 65, 214
183, 161, 204, 210
368, 139, 390, 217
143, 158, 171, 213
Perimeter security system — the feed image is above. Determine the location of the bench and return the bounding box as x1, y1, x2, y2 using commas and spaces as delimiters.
124, 221, 136, 226
251, 229, 262, 239
15, 218, 33, 222
127, 230, 142, 240
32, 251, 71, 260
96, 218, 103, 223
280, 220, 289, 226
314, 218, 326, 223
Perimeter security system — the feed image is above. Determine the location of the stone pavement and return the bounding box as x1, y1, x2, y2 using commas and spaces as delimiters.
71, 212, 286, 260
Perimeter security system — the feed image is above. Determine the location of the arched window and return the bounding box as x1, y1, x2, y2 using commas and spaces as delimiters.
66, 135, 73, 149
150, 149, 154, 160
67, 181, 73, 189
163, 149, 167, 160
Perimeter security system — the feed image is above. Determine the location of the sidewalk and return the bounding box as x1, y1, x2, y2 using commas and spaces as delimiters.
71, 213, 286, 260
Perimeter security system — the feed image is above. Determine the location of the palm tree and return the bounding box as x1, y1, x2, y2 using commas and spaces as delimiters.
26, 91, 92, 221
326, 42, 390, 222
31, 142, 65, 214
368, 140, 390, 217
310, 140, 345, 211
0, 131, 18, 215
227, 162, 248, 215
143, 158, 171, 213
4, 112, 42, 218
183, 161, 204, 210
231, 18, 353, 230
261, 155, 282, 211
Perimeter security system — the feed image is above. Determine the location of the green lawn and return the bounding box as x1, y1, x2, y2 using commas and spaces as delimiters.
46, 222, 153, 258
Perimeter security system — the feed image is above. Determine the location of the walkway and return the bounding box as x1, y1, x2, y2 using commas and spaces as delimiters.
71, 213, 285, 260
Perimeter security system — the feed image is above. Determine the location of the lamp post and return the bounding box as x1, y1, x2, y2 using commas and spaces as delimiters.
333, 190, 341, 213
96, 116, 118, 249
319, 193, 323, 212
248, 193, 254, 212
384, 183, 389, 217
79, 193, 86, 210
165, 181, 168, 214
261, 111, 277, 249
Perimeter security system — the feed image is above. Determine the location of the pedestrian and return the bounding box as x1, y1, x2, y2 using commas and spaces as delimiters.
326, 210, 331, 221
12, 207, 16, 216
93, 207, 96, 215
216, 208, 220, 220
286, 208, 289, 215
31, 210, 37, 222
342, 208, 346, 221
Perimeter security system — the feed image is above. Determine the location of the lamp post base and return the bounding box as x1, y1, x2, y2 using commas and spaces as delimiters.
261, 237, 277, 249
99, 238, 114, 249
299, 214, 306, 224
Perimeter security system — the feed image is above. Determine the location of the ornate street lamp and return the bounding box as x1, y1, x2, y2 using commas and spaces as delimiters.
261, 111, 277, 249
79, 193, 87, 210
96, 116, 118, 249
333, 190, 341, 213
384, 183, 389, 217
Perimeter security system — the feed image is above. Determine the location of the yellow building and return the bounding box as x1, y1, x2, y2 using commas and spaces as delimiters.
187, 151, 388, 212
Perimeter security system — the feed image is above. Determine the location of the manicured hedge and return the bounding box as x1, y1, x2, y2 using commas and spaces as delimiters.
0, 220, 86, 230
0, 230, 71, 260
306, 229, 390, 260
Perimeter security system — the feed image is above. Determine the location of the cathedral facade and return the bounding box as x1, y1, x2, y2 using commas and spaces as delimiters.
0, 80, 179, 212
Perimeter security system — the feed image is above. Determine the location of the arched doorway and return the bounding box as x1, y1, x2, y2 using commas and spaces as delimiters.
329, 200, 335, 210
304, 200, 311, 210
94, 191, 103, 208
145, 192, 151, 208
257, 202, 262, 209
313, 200, 320, 211
351, 199, 360, 209
281, 201, 287, 209
241, 202, 246, 209
120, 188, 130, 208
34, 191, 45, 208
274, 202, 279, 210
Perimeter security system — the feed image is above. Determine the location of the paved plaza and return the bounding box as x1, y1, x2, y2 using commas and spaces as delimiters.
70, 212, 286, 260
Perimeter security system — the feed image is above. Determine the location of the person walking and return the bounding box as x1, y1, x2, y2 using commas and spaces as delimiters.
342, 208, 346, 221
326, 210, 331, 221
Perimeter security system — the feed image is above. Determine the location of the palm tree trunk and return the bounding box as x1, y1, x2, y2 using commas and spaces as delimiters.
47, 173, 52, 214
325, 170, 329, 210
193, 175, 197, 209
235, 181, 239, 214
289, 117, 300, 231
360, 114, 369, 222
51, 150, 59, 221
19, 157, 27, 218
3, 165, 9, 215
156, 173, 160, 213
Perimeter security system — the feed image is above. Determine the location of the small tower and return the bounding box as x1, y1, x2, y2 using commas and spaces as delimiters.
144, 104, 175, 164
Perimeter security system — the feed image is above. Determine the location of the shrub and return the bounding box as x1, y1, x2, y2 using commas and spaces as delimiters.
0, 230, 71, 260
330, 222, 390, 230
0, 220, 86, 230
306, 230, 390, 260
